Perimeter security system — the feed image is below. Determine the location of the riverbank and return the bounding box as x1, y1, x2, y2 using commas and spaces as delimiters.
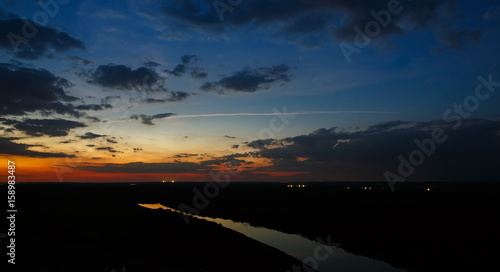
10, 183, 313, 272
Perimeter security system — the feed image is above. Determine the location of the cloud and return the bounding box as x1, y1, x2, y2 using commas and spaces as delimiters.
155, 0, 480, 50
190, 67, 208, 80
78, 132, 106, 139
7, 118, 87, 137
75, 104, 112, 111
224, 135, 236, 139
245, 118, 500, 181
0, 137, 75, 158
66, 56, 94, 66
144, 61, 161, 68
88, 64, 165, 91
434, 22, 481, 50
85, 116, 101, 122
483, 6, 500, 20
0, 16, 85, 59
181, 54, 198, 64
165, 54, 206, 80
0, 63, 83, 117
78, 161, 205, 173
173, 153, 198, 158
130, 112, 176, 125
200, 81, 220, 92
106, 138, 118, 144
368, 120, 412, 131
77, 152, 254, 174
142, 91, 190, 103
96, 146, 120, 153
165, 64, 186, 77
202, 64, 291, 93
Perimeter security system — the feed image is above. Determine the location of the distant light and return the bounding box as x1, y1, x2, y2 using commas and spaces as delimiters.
162, 180, 166, 183
364, 187, 367, 190
347, 186, 350, 189
426, 188, 431, 191
369, 187, 372, 190
171, 180, 175, 183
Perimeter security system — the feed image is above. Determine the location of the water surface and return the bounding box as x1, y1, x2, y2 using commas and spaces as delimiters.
139, 203, 409, 272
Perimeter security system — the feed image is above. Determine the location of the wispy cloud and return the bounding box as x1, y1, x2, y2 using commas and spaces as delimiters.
164, 110, 396, 120
112, 110, 395, 124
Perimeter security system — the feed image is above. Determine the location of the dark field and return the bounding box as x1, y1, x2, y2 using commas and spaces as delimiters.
3, 182, 500, 271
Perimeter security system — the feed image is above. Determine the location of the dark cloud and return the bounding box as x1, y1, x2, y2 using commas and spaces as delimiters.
165, 64, 186, 77
0, 117, 18, 125
88, 64, 164, 91
232, 144, 239, 149
96, 146, 120, 153
224, 135, 236, 139
106, 138, 118, 144
0, 136, 75, 158
141, 91, 190, 103
144, 98, 168, 103
78, 161, 205, 173
66, 56, 94, 66
165, 54, 207, 80
246, 118, 500, 181
75, 104, 112, 111
190, 67, 208, 80
181, 54, 198, 64
246, 138, 280, 150
59, 139, 75, 144
130, 112, 176, 125
144, 61, 161, 68
85, 116, 101, 122
77, 152, 253, 174
1, 118, 86, 137
368, 120, 412, 131
0, 16, 85, 59
483, 6, 500, 20
157, 0, 479, 50
435, 22, 481, 50
167, 91, 191, 102
78, 132, 106, 139
200, 81, 220, 92
173, 153, 198, 158
0, 63, 83, 117
202, 64, 291, 93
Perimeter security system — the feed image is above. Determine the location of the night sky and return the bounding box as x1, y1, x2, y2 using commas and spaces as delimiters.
1, 0, 499, 183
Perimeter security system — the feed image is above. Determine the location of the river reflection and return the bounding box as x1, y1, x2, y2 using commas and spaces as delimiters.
139, 203, 409, 272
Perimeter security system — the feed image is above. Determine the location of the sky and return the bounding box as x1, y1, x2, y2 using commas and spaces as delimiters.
1, 0, 500, 183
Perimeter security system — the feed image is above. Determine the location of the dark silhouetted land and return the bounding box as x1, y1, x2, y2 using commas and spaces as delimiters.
6, 181, 500, 271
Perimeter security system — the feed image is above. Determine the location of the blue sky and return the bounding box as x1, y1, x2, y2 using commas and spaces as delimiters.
1, 0, 500, 183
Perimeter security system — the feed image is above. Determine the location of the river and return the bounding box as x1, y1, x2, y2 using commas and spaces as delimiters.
139, 203, 409, 272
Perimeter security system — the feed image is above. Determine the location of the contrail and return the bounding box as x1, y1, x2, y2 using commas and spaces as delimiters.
107, 110, 395, 123
162, 110, 395, 120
